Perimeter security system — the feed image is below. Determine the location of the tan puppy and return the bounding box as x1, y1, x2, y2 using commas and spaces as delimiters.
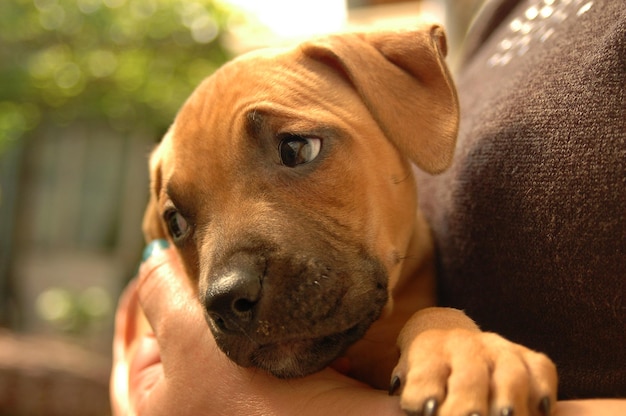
142, 25, 557, 416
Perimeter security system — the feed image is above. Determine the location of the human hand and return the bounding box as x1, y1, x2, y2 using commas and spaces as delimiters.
110, 240, 403, 416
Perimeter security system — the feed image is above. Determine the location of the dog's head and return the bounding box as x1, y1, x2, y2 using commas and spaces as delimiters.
143, 25, 458, 378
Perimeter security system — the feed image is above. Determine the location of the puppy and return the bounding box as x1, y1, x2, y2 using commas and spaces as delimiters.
142, 25, 557, 415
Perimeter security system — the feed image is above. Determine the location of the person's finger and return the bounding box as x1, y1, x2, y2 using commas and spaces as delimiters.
136, 240, 202, 338
135, 239, 218, 379
110, 279, 139, 416
128, 334, 164, 415
113, 278, 138, 359
131, 240, 228, 414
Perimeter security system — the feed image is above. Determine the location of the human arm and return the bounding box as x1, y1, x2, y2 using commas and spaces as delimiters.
554, 400, 626, 416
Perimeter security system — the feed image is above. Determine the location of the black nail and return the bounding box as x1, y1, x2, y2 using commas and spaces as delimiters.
539, 396, 551, 415
423, 398, 438, 416
500, 407, 514, 416
389, 375, 401, 396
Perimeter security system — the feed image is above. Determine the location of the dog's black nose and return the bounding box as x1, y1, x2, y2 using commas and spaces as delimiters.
204, 267, 262, 333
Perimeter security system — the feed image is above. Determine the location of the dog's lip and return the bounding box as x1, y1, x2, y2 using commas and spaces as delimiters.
248, 323, 364, 378
257, 337, 315, 354
257, 321, 362, 349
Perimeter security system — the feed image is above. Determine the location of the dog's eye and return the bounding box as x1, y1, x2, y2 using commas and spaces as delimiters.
279, 135, 321, 167
165, 209, 190, 241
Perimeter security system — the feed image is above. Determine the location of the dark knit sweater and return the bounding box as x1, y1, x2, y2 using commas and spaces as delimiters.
417, 0, 626, 399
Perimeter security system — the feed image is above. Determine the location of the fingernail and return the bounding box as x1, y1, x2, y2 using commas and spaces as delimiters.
142, 239, 169, 262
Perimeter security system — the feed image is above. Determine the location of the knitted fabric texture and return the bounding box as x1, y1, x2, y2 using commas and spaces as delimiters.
416, 0, 626, 399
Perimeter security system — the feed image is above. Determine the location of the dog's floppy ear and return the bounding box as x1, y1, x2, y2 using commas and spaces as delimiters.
142, 143, 167, 242
300, 25, 458, 174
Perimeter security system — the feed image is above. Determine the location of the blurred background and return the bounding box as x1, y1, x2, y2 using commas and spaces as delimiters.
0, 0, 481, 414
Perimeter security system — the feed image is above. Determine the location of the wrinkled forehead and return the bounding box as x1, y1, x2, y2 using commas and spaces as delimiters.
165, 45, 358, 153
161, 54, 279, 167
177, 47, 352, 125
156, 46, 355, 177
185, 49, 293, 108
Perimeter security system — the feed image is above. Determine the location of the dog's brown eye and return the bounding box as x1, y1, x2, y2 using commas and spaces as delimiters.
165, 209, 189, 241
279, 135, 321, 167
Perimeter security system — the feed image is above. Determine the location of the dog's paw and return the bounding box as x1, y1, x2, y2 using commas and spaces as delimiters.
389, 329, 557, 416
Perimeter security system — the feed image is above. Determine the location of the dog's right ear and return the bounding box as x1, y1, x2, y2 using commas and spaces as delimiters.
300, 25, 459, 174
142, 143, 167, 243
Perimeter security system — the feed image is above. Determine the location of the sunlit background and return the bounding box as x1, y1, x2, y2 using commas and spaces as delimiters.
0, 0, 483, 414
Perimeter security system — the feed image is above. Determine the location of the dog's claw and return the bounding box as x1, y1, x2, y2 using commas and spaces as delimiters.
422, 397, 438, 416
404, 397, 439, 416
389, 375, 401, 395
500, 406, 514, 416
403, 397, 438, 416
539, 396, 551, 415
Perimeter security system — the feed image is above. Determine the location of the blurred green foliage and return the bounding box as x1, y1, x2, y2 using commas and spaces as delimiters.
0, 0, 234, 152
36, 285, 112, 334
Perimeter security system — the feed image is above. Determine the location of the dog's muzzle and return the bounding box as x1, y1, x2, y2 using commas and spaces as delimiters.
201, 247, 388, 378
